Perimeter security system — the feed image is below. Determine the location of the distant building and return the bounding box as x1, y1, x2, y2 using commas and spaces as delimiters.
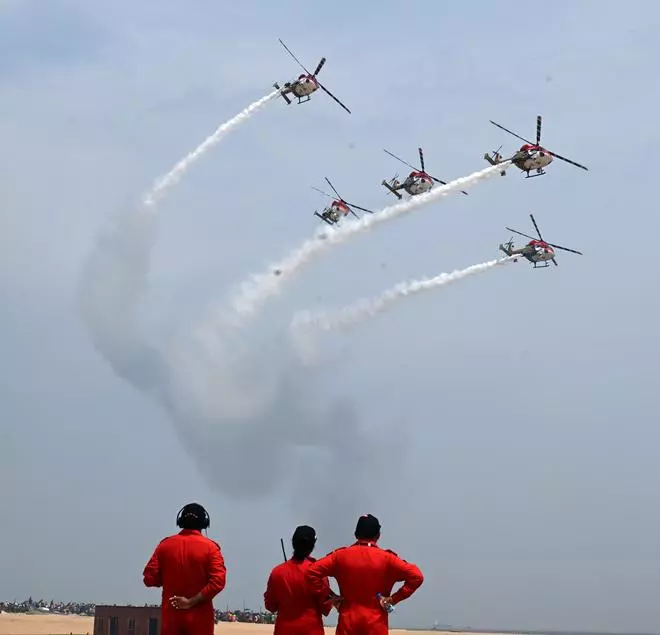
94, 605, 160, 635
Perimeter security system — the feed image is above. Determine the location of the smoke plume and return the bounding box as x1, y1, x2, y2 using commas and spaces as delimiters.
291, 255, 517, 334
78, 92, 395, 520
227, 161, 512, 322
143, 90, 280, 209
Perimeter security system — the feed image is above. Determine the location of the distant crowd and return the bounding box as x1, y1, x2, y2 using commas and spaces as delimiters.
0, 599, 96, 616
215, 609, 274, 624
0, 599, 274, 624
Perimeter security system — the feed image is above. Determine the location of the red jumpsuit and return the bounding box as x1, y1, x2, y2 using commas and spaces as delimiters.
264, 556, 332, 635
306, 540, 424, 635
143, 529, 226, 635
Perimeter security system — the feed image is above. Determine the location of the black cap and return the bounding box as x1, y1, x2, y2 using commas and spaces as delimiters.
355, 514, 381, 539
292, 525, 316, 542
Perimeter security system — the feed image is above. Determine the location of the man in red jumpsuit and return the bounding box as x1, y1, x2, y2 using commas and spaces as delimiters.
306, 514, 424, 635
143, 502, 226, 635
264, 525, 338, 635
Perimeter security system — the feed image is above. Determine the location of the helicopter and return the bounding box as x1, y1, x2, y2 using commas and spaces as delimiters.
484, 115, 589, 178
273, 39, 351, 114
381, 147, 468, 199
499, 213, 583, 267
312, 177, 375, 226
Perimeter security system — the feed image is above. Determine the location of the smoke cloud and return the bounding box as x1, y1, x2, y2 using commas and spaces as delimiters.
77, 97, 399, 525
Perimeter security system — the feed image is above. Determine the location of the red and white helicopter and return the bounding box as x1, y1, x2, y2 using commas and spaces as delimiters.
499, 213, 583, 268
485, 115, 589, 178
312, 177, 374, 226
273, 39, 351, 114
381, 147, 468, 199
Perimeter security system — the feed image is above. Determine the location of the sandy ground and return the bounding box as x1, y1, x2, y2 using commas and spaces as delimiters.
0, 613, 487, 634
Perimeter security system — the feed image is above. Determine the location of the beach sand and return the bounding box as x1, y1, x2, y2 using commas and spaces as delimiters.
0, 613, 495, 635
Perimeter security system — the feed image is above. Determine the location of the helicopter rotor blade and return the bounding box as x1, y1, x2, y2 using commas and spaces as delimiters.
278, 38, 312, 75
529, 214, 544, 241
344, 201, 375, 214
311, 186, 333, 198
547, 149, 589, 171
418, 147, 425, 173
324, 177, 343, 200
317, 81, 351, 113
383, 149, 419, 172
505, 226, 537, 241
313, 57, 326, 76
429, 174, 469, 195
489, 120, 535, 146
548, 243, 583, 255
536, 115, 542, 145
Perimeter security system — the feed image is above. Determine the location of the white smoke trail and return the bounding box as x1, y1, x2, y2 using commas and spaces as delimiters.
291, 255, 517, 333
79, 90, 280, 388
229, 161, 512, 320
141, 89, 280, 210
77, 86, 399, 506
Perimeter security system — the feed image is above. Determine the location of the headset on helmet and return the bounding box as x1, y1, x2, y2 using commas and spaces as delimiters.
176, 502, 210, 530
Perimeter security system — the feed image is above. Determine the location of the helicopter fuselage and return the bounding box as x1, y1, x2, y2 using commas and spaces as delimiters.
512, 144, 554, 173
502, 239, 555, 263
321, 200, 348, 224
404, 171, 433, 195
290, 74, 319, 97
525, 239, 555, 262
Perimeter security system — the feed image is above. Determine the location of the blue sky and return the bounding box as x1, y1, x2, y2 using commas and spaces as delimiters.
2, 0, 660, 630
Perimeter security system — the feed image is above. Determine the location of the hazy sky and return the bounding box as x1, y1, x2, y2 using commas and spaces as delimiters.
2, 0, 660, 631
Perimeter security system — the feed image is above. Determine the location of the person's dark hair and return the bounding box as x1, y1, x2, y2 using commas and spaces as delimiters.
176, 502, 210, 530
291, 525, 316, 560
355, 514, 381, 541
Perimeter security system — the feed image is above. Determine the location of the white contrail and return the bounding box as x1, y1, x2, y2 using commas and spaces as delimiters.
141, 88, 280, 210
229, 161, 512, 320
291, 255, 517, 333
